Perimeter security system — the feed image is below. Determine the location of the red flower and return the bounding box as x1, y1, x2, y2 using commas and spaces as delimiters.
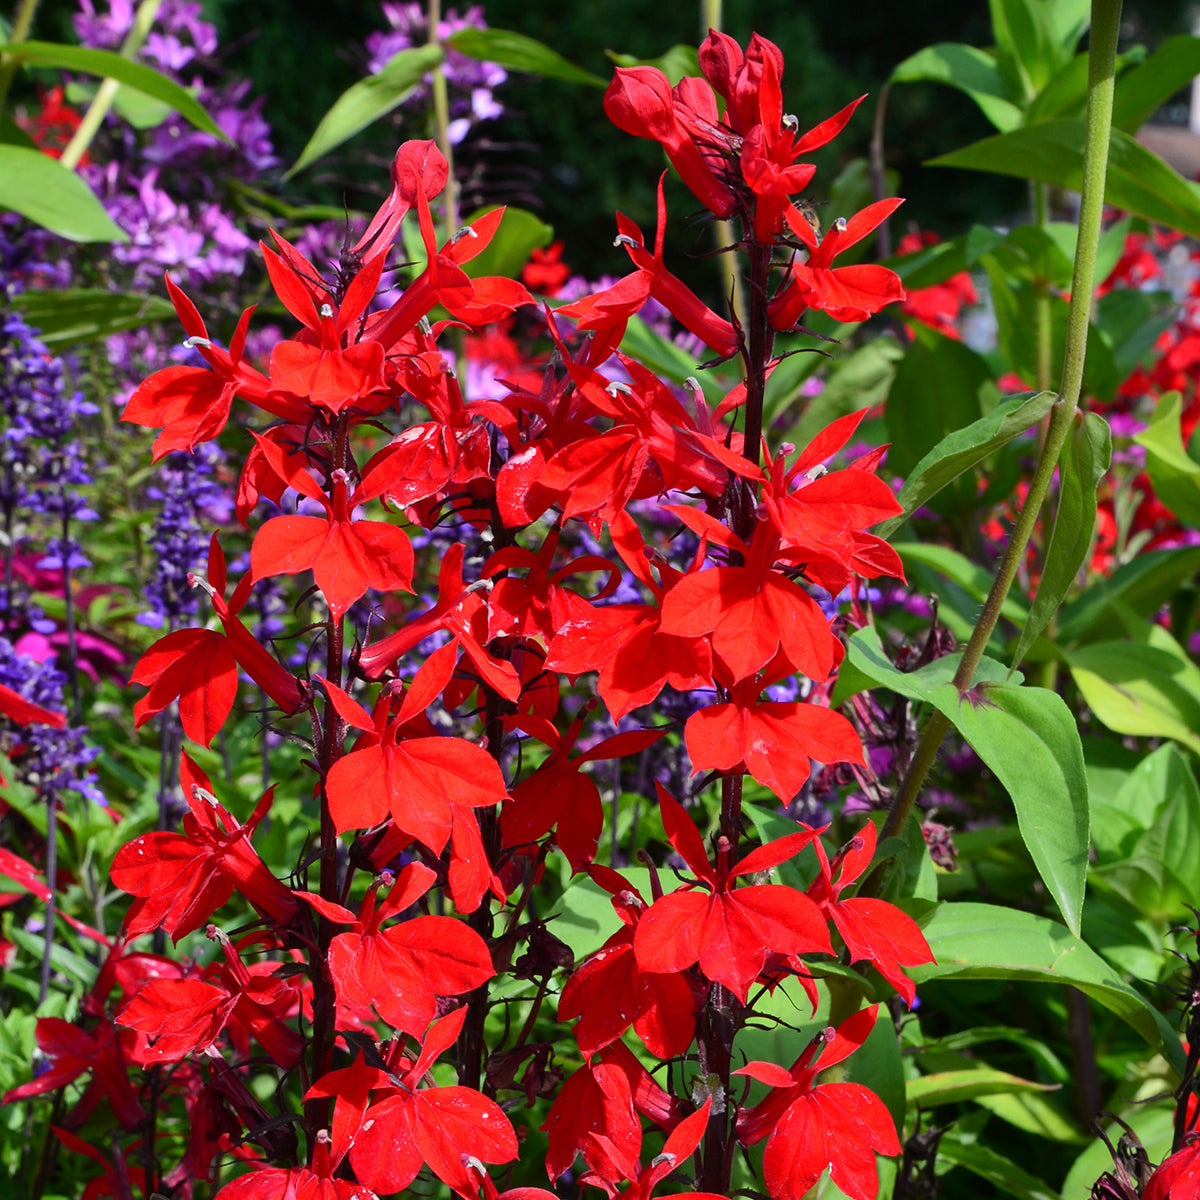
770, 198, 906, 328
1144, 1137, 1200, 1200
295, 862, 493, 1035
248, 434, 414, 620
735, 1006, 902, 1200
805, 821, 934, 1006
633, 786, 831, 1001
110, 753, 296, 942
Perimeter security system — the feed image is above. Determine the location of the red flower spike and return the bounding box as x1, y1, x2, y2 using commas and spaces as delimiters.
633, 786, 831, 1002
248, 435, 414, 620
111, 752, 296, 941
735, 1007, 901, 1200
805, 822, 934, 1006
294, 862, 494, 1035
685, 679, 865, 801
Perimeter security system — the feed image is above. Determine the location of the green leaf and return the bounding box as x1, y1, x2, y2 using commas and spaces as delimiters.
1112, 34, 1200, 132
771, 337, 902, 442
988, 0, 1087, 97
12, 288, 175, 345
287, 44, 445, 177
448, 27, 605, 86
929, 121, 1200, 240
876, 390, 1054, 541
937, 1133, 1059, 1200
888, 224, 1003, 291
606, 44, 700, 87
1066, 633, 1200, 755
1057, 544, 1200, 644
459, 206, 552, 280
911, 902, 1184, 1072
842, 628, 1088, 933
0, 146, 126, 242
7, 41, 225, 137
1011, 411, 1111, 669
883, 325, 999, 505
907, 1067, 1058, 1108
889, 42, 1023, 131
1134, 391, 1200, 527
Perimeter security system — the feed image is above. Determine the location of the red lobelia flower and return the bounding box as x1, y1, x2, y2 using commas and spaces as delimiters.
735, 1006, 901, 1200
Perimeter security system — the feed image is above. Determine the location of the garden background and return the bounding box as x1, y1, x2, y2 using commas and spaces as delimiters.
7, 1, 1200, 1198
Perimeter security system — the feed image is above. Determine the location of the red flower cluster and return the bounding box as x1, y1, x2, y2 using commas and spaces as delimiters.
6, 31, 927, 1200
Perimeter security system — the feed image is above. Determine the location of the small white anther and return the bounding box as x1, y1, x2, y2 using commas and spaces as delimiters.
452, 225, 478, 243
613, 233, 639, 249
605, 381, 633, 397
834, 217, 848, 233
782, 113, 799, 131
183, 336, 212, 350
805, 463, 829, 482
418, 316, 433, 336
319, 303, 334, 319
651, 1153, 676, 1170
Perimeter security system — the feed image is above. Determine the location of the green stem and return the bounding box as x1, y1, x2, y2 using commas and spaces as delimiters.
58, 0, 162, 171
1033, 181, 1053, 394
427, 0, 457, 240
874, 0, 1121, 852
0, 0, 42, 112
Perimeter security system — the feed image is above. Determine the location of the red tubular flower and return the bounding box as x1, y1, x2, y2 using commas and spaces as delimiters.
603, 67, 734, 218
633, 786, 831, 1001
770, 198, 906, 328
110, 753, 297, 942
805, 821, 934, 1005
735, 1006, 902, 1200
123, 275, 303, 458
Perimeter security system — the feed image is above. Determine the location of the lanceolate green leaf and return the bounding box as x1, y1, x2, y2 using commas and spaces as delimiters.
842, 628, 1088, 934
448, 27, 605, 87
5, 41, 224, 137
937, 1135, 1059, 1200
1112, 34, 1200, 132
0, 146, 125, 243
911, 902, 1184, 1072
1134, 391, 1200, 528
906, 1068, 1058, 1109
287, 44, 445, 177
929, 121, 1200, 240
889, 43, 1023, 131
1011, 411, 1111, 669
876, 390, 1055, 541
12, 289, 175, 345
1066, 634, 1200, 756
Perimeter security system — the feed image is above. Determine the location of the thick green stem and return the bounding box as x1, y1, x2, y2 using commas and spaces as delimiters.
875, 0, 1121, 851
0, 0, 42, 112
58, 0, 162, 171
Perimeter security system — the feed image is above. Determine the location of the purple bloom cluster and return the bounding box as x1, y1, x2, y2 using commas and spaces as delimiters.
0, 637, 102, 803
365, 3, 506, 144
71, 0, 274, 289
138, 442, 231, 629
0, 308, 96, 585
